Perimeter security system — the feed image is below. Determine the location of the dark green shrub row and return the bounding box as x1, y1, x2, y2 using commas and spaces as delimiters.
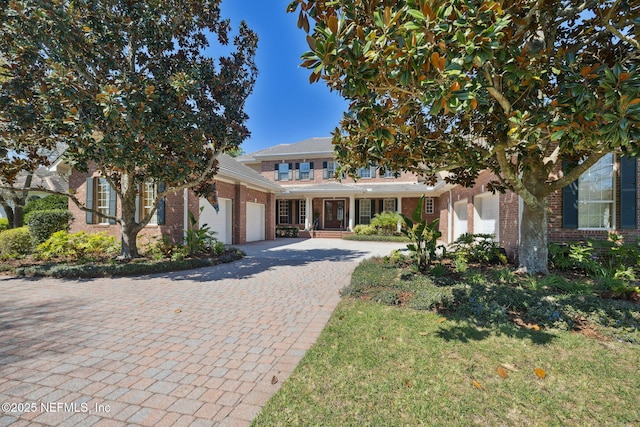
36, 230, 119, 261
0, 218, 8, 231
343, 234, 409, 242
26, 209, 73, 244
14, 249, 244, 278
276, 226, 299, 238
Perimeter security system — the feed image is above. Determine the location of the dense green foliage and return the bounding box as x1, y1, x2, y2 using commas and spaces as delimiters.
0, 226, 32, 259
289, 0, 640, 273
276, 226, 300, 237
370, 211, 401, 235
400, 195, 442, 271
26, 209, 72, 244
1, 1, 258, 258
24, 195, 68, 217
0, 218, 7, 231
36, 230, 119, 261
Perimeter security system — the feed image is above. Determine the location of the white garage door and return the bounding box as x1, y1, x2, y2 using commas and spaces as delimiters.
474, 193, 500, 241
199, 198, 232, 245
246, 202, 265, 242
453, 199, 468, 242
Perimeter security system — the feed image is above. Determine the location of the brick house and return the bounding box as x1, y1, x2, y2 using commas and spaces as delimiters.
237, 137, 454, 235
240, 138, 639, 261
52, 153, 282, 245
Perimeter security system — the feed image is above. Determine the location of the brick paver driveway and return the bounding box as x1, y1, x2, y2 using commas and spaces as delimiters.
0, 238, 404, 426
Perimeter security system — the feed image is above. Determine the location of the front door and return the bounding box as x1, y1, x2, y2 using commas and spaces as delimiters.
324, 200, 345, 229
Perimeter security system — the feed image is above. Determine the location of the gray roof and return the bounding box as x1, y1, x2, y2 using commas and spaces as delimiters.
217, 153, 282, 192
12, 167, 68, 193
237, 137, 334, 162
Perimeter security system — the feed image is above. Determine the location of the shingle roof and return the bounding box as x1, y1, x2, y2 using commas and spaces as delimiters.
13, 167, 68, 193
217, 153, 282, 191
237, 137, 334, 162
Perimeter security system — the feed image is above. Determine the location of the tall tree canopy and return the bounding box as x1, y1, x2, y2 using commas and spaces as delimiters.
288, 0, 640, 273
1, 0, 258, 258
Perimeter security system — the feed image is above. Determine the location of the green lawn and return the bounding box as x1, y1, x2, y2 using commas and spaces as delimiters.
253, 259, 640, 426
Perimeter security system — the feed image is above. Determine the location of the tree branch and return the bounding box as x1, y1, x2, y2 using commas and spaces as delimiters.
547, 151, 607, 192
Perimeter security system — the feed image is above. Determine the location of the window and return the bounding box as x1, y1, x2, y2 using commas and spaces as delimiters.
299, 199, 306, 225
359, 199, 372, 224
275, 163, 292, 181
424, 197, 435, 214
278, 200, 290, 224
296, 162, 314, 180
141, 181, 158, 225
384, 170, 398, 178
383, 199, 396, 212
357, 166, 371, 179
578, 153, 614, 229
323, 161, 336, 179
96, 178, 111, 224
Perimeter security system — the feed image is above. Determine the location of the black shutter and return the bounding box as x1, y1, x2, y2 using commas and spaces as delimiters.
620, 156, 637, 229
108, 183, 117, 224
274, 164, 279, 181
322, 161, 328, 179
275, 201, 280, 225
310, 162, 314, 169
562, 161, 579, 228
157, 182, 166, 225
288, 200, 293, 224
378, 200, 384, 214
86, 177, 94, 224
355, 200, 360, 225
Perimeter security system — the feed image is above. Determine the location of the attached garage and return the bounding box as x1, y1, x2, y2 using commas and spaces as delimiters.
453, 199, 468, 242
199, 197, 232, 245
474, 192, 500, 241
246, 202, 265, 242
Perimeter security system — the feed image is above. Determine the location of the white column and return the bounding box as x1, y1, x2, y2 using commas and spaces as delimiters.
305, 197, 313, 230
397, 197, 402, 233
348, 196, 356, 231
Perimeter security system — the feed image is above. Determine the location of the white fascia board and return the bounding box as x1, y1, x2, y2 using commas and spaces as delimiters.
216, 167, 283, 193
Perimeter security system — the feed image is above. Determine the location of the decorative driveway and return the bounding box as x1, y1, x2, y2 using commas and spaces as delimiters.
0, 238, 404, 427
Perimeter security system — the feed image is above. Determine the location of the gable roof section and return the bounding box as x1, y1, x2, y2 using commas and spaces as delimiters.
13, 167, 68, 193
237, 137, 334, 162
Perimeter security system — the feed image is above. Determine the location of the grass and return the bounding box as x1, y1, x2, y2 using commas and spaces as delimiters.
253, 258, 640, 426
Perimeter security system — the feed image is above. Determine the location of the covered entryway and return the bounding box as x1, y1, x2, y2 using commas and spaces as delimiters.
246, 202, 265, 242
324, 199, 346, 229
474, 192, 499, 241
453, 199, 468, 242
199, 197, 232, 244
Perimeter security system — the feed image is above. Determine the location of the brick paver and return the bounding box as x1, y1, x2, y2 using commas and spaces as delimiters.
0, 238, 404, 426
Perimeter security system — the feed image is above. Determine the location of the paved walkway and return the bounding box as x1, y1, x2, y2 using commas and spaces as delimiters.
0, 238, 404, 426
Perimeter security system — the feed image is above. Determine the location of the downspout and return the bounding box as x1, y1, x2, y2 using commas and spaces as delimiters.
448, 190, 453, 243
183, 189, 189, 245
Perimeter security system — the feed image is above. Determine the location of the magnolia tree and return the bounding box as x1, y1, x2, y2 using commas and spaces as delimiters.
288, 0, 640, 273
1, 0, 257, 258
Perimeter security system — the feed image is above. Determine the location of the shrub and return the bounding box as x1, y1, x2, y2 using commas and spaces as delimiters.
0, 218, 8, 231
212, 241, 225, 255
400, 195, 442, 272
26, 209, 73, 244
276, 226, 299, 237
353, 224, 377, 235
370, 211, 401, 235
185, 209, 217, 254
451, 233, 507, 265
36, 231, 119, 261
143, 235, 177, 260
24, 194, 68, 217
0, 227, 33, 259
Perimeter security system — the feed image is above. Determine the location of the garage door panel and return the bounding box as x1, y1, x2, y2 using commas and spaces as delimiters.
474, 193, 499, 240
199, 198, 232, 244
246, 202, 265, 242
453, 199, 468, 242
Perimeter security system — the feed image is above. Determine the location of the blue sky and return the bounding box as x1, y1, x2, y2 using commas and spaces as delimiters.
214, 1, 348, 154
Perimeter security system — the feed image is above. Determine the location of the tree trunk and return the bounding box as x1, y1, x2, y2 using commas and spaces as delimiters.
120, 223, 140, 259
13, 204, 24, 228
1, 200, 15, 228
518, 198, 549, 274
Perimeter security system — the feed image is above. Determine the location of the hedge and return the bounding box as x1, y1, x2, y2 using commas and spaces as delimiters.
26, 209, 73, 244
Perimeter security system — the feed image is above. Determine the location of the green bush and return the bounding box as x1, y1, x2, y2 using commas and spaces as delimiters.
36, 231, 120, 261
0, 218, 8, 231
370, 211, 401, 235
212, 240, 225, 255
0, 227, 33, 259
276, 226, 300, 237
353, 224, 377, 235
26, 209, 73, 244
451, 233, 507, 265
23, 194, 68, 216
